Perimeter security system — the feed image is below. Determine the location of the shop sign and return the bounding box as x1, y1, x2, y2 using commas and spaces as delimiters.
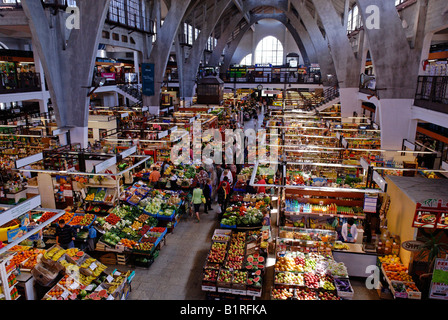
360, 157, 370, 171
101, 73, 116, 81
142, 63, 155, 96
94, 156, 117, 174
430, 259, 448, 300
372, 171, 387, 192
120, 146, 137, 159
401, 240, 425, 252
15, 152, 43, 169
0, 195, 41, 227
412, 199, 448, 229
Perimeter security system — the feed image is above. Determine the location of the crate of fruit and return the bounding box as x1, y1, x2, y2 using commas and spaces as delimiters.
132, 242, 155, 254
232, 270, 248, 291
217, 268, 233, 288
202, 267, 218, 291
85, 187, 98, 202
68, 213, 96, 228
404, 282, 421, 300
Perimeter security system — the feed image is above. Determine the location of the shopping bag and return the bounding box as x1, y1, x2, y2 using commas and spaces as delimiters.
201, 195, 206, 203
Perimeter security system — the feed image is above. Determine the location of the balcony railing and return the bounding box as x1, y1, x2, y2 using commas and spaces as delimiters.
0, 72, 42, 94
414, 76, 448, 114
219, 73, 322, 85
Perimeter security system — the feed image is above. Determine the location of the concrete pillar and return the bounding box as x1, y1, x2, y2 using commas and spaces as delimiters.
312, 0, 361, 89
142, 0, 192, 113
377, 99, 415, 150
180, 0, 233, 100
339, 88, 361, 118
289, 0, 337, 82
22, 0, 110, 149
31, 42, 48, 113
133, 50, 140, 84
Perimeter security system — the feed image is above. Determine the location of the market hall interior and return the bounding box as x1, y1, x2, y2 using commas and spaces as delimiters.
0, 0, 447, 303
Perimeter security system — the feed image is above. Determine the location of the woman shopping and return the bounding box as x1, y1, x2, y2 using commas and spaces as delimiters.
192, 185, 204, 223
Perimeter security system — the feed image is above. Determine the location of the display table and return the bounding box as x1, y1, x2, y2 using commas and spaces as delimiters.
16, 271, 36, 300
333, 243, 378, 278
5, 189, 28, 204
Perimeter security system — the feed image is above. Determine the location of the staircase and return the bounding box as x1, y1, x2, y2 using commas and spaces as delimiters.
311, 86, 340, 113
116, 84, 142, 104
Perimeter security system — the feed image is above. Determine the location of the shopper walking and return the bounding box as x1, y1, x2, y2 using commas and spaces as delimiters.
192, 185, 204, 222
203, 178, 213, 213
55, 219, 76, 249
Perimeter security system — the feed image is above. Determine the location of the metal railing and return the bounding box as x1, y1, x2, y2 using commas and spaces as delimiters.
414, 76, 448, 114
0, 72, 42, 94
219, 73, 323, 85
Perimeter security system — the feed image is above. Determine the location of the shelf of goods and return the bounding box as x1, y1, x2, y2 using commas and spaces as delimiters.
0, 196, 66, 300
272, 227, 353, 300
378, 255, 421, 300
282, 188, 366, 230
27, 244, 136, 300
0, 251, 21, 300
84, 185, 117, 208
202, 229, 270, 299
285, 163, 367, 190
220, 193, 272, 229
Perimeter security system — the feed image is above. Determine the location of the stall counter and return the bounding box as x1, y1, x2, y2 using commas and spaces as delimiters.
332, 243, 378, 278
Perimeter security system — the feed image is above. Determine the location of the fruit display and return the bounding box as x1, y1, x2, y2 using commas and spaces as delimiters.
275, 272, 304, 286
56, 211, 74, 224
217, 269, 233, 284
295, 288, 317, 300
232, 270, 247, 285
271, 287, 294, 300
105, 212, 121, 225
378, 255, 401, 265
94, 189, 106, 202
37, 211, 58, 223
85, 189, 97, 201
303, 272, 320, 288
386, 271, 413, 282
318, 291, 341, 300
69, 214, 95, 227
202, 230, 266, 296
44, 246, 66, 261
133, 242, 154, 252
203, 268, 218, 283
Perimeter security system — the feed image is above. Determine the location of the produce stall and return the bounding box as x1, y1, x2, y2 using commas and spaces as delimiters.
202, 229, 270, 300
272, 227, 354, 300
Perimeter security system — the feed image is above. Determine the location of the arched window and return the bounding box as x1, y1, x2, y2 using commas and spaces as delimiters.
240, 54, 252, 66
254, 36, 284, 66
347, 5, 362, 33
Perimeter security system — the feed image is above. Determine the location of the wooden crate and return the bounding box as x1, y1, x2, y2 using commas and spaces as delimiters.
117, 253, 129, 266
99, 252, 117, 265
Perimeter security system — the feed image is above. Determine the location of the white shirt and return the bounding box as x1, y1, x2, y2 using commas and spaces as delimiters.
220, 171, 233, 185
341, 223, 358, 242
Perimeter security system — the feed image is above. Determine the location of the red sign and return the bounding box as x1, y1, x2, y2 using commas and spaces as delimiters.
413, 199, 448, 229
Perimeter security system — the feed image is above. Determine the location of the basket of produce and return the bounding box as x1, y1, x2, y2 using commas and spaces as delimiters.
334, 278, 354, 299
271, 287, 294, 300
70, 213, 96, 228
157, 208, 175, 220
132, 242, 155, 254
85, 187, 98, 202
93, 188, 107, 202
217, 268, 233, 288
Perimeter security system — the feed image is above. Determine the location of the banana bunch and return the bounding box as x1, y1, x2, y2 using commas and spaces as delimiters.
107, 275, 125, 294
52, 249, 66, 261
164, 165, 174, 176
92, 264, 107, 277
80, 257, 97, 269
44, 246, 60, 260
78, 273, 97, 286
